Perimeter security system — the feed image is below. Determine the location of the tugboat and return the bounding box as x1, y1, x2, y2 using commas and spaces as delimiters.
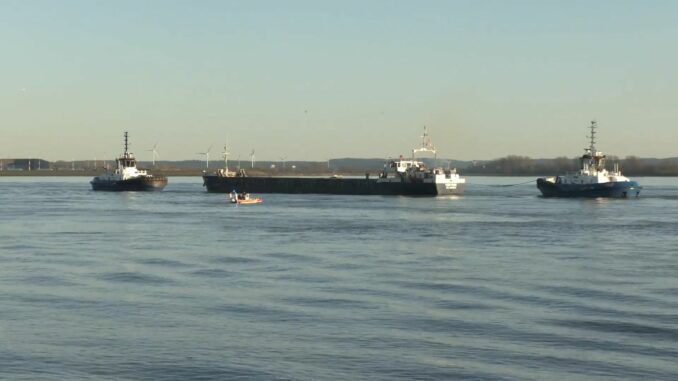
537, 121, 641, 198
91, 132, 168, 191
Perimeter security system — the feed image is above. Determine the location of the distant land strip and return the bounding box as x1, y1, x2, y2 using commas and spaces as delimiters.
2, 155, 678, 176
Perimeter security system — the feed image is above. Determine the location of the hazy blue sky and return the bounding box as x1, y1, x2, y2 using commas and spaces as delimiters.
1, 0, 677, 161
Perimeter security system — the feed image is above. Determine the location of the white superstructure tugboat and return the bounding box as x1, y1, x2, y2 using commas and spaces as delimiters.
91, 132, 168, 191
376, 127, 466, 195
537, 121, 641, 198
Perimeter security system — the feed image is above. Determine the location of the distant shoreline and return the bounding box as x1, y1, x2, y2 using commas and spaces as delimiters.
0, 169, 358, 177
5, 155, 678, 176
1, 170, 676, 177
0, 169, 201, 177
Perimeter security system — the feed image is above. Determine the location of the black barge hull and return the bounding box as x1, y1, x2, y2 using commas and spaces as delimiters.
202, 175, 463, 196
91, 177, 168, 192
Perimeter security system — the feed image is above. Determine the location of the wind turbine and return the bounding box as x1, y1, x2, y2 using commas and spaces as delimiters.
250, 149, 255, 169
221, 143, 230, 170
197, 145, 212, 169
280, 156, 287, 170
147, 142, 159, 166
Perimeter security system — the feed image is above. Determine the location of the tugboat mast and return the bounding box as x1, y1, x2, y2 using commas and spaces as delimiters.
584, 120, 606, 171
587, 120, 598, 154
124, 131, 130, 156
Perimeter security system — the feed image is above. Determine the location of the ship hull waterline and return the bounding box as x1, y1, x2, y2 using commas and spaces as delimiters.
536, 178, 641, 198
91, 177, 168, 192
203, 175, 464, 196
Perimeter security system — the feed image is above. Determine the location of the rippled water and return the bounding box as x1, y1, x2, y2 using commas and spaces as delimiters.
1, 176, 677, 380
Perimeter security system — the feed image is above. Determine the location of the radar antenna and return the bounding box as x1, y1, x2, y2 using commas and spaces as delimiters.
412, 126, 437, 160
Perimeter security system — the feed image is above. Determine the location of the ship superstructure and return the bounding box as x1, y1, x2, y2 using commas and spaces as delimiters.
376, 127, 465, 194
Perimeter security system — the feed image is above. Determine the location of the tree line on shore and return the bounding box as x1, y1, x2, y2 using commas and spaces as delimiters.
463, 155, 678, 176
5, 156, 678, 176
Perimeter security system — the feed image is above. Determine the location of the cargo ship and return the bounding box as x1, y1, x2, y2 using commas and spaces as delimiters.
203, 129, 465, 196
537, 121, 641, 198
91, 132, 168, 191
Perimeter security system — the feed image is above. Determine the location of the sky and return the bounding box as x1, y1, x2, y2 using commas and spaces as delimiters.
1, 0, 677, 161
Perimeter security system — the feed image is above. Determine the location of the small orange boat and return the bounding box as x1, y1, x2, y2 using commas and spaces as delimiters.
229, 191, 263, 205
236, 198, 263, 204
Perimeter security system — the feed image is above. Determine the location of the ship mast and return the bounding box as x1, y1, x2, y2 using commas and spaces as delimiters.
124, 131, 130, 156
585, 120, 606, 172
587, 120, 597, 154
421, 126, 429, 148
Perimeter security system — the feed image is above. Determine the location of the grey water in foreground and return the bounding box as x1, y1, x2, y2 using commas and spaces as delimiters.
1, 176, 677, 381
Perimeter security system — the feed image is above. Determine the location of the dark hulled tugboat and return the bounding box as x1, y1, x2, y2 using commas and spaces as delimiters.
91, 132, 168, 191
537, 121, 641, 198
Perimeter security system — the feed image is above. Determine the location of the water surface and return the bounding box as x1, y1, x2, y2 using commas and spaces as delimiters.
1, 176, 677, 380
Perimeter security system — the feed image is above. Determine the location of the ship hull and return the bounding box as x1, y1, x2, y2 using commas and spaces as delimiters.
91, 176, 168, 192
203, 175, 464, 196
537, 178, 641, 198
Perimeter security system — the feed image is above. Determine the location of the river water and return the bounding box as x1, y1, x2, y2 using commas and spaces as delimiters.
1, 176, 677, 380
